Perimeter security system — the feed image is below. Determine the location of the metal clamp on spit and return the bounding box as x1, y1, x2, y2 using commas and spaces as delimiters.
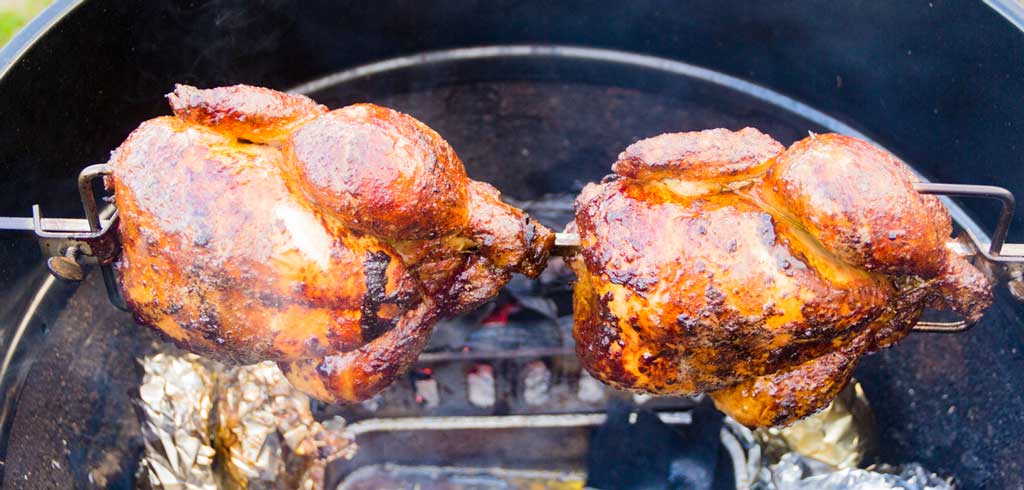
0, 166, 1020, 328
0, 163, 126, 310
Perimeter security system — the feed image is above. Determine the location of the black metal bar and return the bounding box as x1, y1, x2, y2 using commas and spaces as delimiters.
101, 265, 128, 311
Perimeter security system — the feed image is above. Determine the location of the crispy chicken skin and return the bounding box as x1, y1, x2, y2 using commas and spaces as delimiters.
168, 83, 327, 143
111, 116, 419, 365
110, 84, 553, 403
284, 103, 470, 240
569, 129, 991, 427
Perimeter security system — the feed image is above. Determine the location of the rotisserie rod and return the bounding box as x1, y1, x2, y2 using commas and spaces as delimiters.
0, 84, 1020, 428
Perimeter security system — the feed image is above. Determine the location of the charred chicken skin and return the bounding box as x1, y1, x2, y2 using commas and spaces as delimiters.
569, 128, 991, 427
110, 84, 553, 404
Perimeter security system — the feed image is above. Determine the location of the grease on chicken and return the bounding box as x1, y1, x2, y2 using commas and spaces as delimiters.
110, 84, 553, 404
569, 129, 991, 427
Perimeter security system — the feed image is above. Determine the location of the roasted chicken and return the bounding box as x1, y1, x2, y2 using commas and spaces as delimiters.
569, 128, 991, 427
109, 84, 553, 403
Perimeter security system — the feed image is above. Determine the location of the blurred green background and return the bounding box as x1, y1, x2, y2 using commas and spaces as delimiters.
1, 0, 51, 47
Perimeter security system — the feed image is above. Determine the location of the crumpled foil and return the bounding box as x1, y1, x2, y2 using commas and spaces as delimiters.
137, 353, 355, 490
137, 353, 219, 490
216, 361, 356, 490
757, 380, 876, 469
720, 417, 774, 490
752, 379, 954, 490
772, 453, 954, 490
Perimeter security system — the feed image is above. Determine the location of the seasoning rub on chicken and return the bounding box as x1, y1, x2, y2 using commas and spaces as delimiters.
568, 128, 991, 427
109, 84, 553, 404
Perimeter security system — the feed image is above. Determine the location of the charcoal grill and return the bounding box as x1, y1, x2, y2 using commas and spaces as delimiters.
2, 1, 1024, 489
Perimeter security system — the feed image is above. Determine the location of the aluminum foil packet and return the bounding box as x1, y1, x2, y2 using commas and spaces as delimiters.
137, 353, 219, 490
752, 379, 954, 490
772, 452, 954, 490
757, 380, 876, 469
137, 354, 355, 490
216, 361, 356, 490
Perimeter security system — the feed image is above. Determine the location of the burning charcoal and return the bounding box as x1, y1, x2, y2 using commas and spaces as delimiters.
538, 255, 577, 288
360, 394, 383, 413
510, 293, 559, 320
467, 364, 496, 408
522, 360, 552, 406
466, 317, 563, 351
577, 370, 607, 404
413, 378, 440, 408
425, 314, 481, 352
771, 452, 954, 490
632, 393, 655, 405
757, 381, 877, 470
136, 353, 219, 490
504, 273, 562, 320
412, 368, 440, 408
